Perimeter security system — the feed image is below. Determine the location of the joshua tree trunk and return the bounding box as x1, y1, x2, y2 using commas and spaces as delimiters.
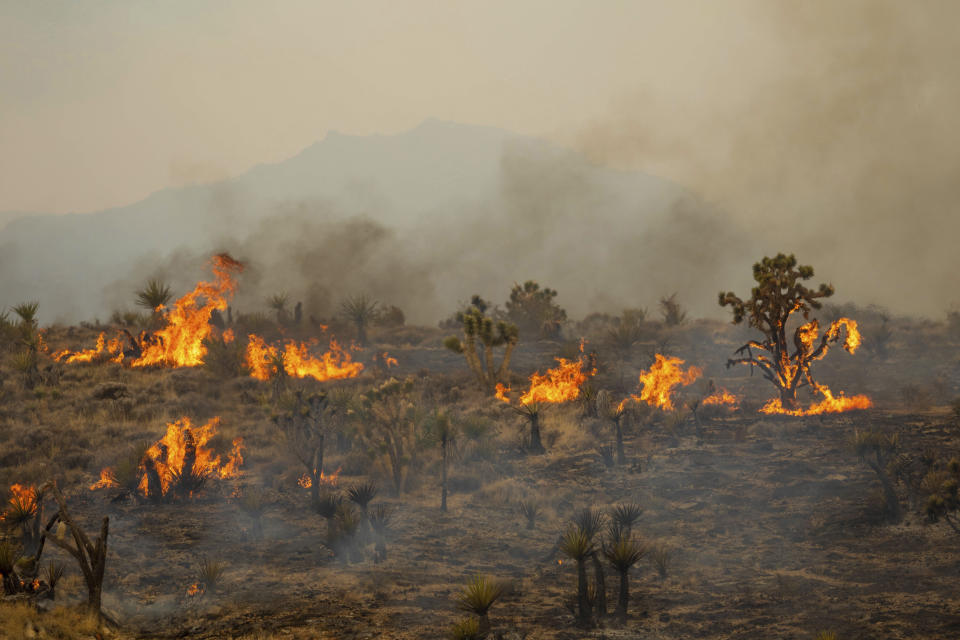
478, 611, 491, 636
528, 412, 545, 455
591, 552, 607, 618
615, 419, 626, 465
441, 431, 448, 512
309, 438, 324, 507
779, 385, 800, 411
42, 484, 109, 616
615, 569, 630, 619
576, 558, 591, 624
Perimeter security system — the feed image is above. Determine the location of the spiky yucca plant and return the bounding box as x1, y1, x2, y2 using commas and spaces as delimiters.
518, 500, 540, 530
340, 294, 379, 346
603, 534, 648, 619
369, 504, 393, 563
12, 302, 39, 329
559, 526, 594, 624
456, 575, 503, 636
196, 558, 227, 594
46, 561, 65, 599
450, 617, 482, 640
135, 280, 172, 312
611, 503, 643, 536
0, 541, 22, 595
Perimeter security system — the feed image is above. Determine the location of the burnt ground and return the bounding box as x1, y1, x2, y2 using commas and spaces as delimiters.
2, 319, 960, 639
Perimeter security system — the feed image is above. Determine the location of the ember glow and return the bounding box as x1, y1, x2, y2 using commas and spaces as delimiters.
632, 354, 702, 411
91, 417, 244, 498
245, 335, 364, 382
495, 356, 592, 406
53, 332, 124, 364
298, 467, 342, 489
131, 254, 244, 368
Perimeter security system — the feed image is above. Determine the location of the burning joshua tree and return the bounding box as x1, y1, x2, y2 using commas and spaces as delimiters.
495, 352, 593, 454
719, 253, 872, 415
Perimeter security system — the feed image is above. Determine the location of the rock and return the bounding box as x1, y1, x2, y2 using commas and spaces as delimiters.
92, 382, 128, 400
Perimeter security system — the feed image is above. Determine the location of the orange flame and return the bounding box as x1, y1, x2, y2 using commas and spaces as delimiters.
222, 328, 235, 344
187, 583, 203, 597
496, 357, 591, 406
90, 417, 244, 498
379, 352, 398, 368
245, 335, 364, 382
632, 354, 702, 411
759, 383, 873, 416
702, 388, 740, 409
298, 466, 342, 489
2, 484, 39, 521
53, 332, 125, 364
131, 254, 244, 368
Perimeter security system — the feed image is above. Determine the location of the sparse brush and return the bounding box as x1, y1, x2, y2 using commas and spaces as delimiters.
851, 429, 902, 522
45, 561, 65, 598
347, 482, 379, 512
611, 503, 643, 534
196, 558, 227, 594
456, 575, 503, 635
0, 541, 22, 595
572, 507, 605, 541
598, 445, 615, 467
450, 617, 482, 640
518, 499, 540, 530
650, 543, 671, 579
813, 632, 840, 640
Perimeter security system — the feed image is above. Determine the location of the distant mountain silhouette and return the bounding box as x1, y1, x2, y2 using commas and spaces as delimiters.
0, 120, 753, 325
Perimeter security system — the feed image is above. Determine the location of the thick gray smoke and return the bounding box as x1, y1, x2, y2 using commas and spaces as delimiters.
572, 1, 960, 318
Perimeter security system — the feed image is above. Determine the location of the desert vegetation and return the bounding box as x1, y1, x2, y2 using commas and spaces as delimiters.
0, 252, 958, 639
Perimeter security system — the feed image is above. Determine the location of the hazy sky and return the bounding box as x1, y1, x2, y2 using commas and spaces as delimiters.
0, 1, 862, 213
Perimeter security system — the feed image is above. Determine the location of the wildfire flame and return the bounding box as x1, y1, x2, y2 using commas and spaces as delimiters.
495, 356, 592, 406
298, 467, 342, 489
245, 335, 364, 382
702, 387, 740, 409
53, 332, 124, 364
187, 583, 203, 597
760, 383, 873, 416
378, 352, 399, 368
2, 484, 39, 521
131, 254, 244, 368
91, 417, 244, 498
632, 354, 702, 411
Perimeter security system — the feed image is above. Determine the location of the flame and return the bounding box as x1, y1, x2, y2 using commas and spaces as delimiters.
2, 484, 39, 521
494, 383, 512, 403
131, 254, 244, 368
518, 357, 591, 405
89, 417, 244, 498
187, 583, 203, 597
222, 328, 235, 344
89, 468, 119, 491
53, 332, 125, 364
298, 466, 342, 489
760, 382, 873, 416
36, 332, 49, 353
380, 352, 398, 368
702, 387, 740, 409
632, 354, 702, 411
245, 335, 364, 382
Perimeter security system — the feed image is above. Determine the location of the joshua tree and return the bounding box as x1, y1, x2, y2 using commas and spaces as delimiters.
12, 301, 39, 331
135, 279, 172, 312
719, 253, 863, 411
358, 378, 423, 495
603, 534, 649, 620
560, 525, 595, 625
604, 309, 646, 383
41, 483, 109, 616
369, 504, 393, 563
274, 391, 336, 507
456, 575, 504, 636
659, 293, 687, 326
1, 484, 50, 577
595, 390, 628, 465
347, 482, 378, 539
506, 280, 567, 339
923, 457, 960, 534
426, 411, 456, 512
267, 292, 290, 325
851, 429, 901, 522
610, 503, 643, 537
444, 302, 519, 391
340, 294, 380, 347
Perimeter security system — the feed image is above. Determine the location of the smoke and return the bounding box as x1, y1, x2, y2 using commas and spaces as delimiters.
571, 0, 960, 318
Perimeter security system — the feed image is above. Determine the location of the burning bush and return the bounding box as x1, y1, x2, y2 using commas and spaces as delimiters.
719, 253, 872, 415
91, 417, 244, 501
246, 334, 364, 383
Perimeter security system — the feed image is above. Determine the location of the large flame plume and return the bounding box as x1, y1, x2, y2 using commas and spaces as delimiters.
632, 354, 702, 411
760, 383, 872, 416
131, 254, 244, 368
245, 335, 364, 382
91, 417, 244, 498
1, 484, 39, 521
495, 355, 592, 406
